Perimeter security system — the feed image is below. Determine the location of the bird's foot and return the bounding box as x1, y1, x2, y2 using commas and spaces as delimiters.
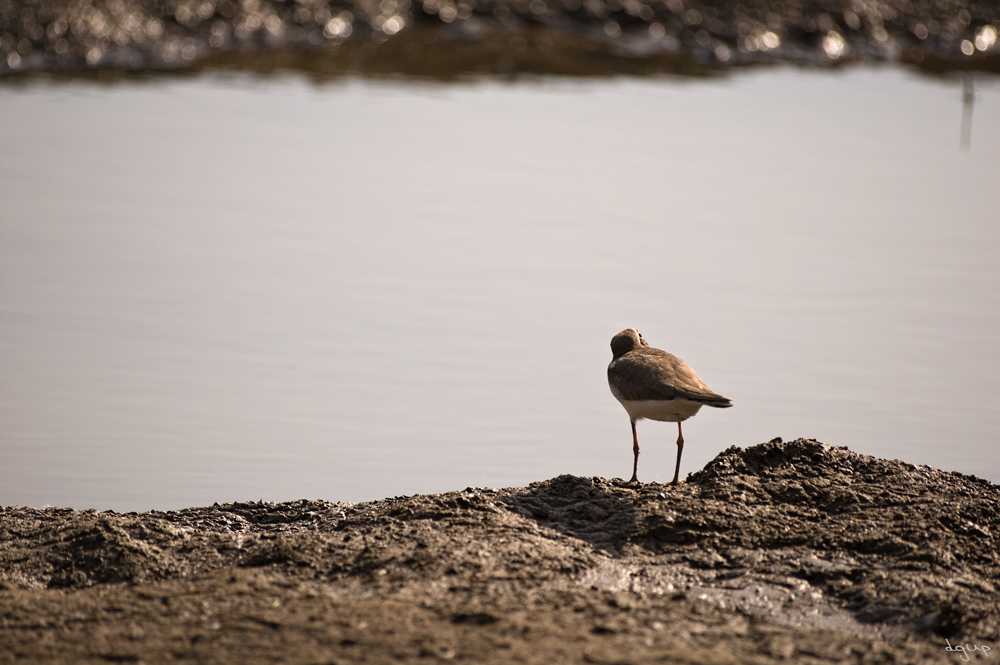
629, 475, 641, 485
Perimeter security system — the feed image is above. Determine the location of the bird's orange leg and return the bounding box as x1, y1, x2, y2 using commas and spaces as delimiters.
630, 419, 640, 484
670, 422, 685, 485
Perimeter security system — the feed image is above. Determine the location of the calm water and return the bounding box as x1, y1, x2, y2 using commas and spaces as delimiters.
1, 68, 998, 511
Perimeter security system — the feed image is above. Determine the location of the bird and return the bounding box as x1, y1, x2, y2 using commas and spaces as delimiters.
607, 328, 732, 485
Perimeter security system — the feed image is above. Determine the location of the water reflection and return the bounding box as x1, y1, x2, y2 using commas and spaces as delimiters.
0, 68, 998, 511
961, 73, 974, 151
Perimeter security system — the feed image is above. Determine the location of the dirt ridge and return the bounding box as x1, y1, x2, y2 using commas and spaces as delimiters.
1, 438, 997, 664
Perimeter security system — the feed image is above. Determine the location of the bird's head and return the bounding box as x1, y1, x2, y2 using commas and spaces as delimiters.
610, 328, 647, 359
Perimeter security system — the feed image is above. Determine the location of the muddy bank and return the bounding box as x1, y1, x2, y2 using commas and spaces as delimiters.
1, 438, 998, 663
2, 0, 999, 79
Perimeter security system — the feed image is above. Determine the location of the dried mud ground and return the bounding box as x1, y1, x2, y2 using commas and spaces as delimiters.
2, 439, 998, 664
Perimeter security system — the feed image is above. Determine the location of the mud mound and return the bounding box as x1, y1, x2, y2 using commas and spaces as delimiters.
1, 438, 997, 664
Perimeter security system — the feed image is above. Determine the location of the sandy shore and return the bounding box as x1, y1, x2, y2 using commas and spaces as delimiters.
1, 438, 997, 664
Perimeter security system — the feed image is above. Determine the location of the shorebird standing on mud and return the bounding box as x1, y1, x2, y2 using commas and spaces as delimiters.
607, 329, 732, 485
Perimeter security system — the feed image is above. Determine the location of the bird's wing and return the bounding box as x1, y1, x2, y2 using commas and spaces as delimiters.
609, 349, 732, 406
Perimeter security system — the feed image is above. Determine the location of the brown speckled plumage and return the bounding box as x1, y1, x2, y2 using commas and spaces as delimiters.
608, 328, 731, 485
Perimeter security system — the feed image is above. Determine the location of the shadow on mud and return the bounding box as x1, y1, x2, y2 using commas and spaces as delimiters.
501, 474, 637, 555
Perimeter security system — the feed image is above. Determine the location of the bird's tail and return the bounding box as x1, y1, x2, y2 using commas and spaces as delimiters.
697, 392, 733, 408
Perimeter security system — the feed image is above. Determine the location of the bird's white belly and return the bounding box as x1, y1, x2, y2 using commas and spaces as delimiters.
611, 391, 704, 422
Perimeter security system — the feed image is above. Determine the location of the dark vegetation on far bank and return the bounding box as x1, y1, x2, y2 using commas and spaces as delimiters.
1, 0, 999, 79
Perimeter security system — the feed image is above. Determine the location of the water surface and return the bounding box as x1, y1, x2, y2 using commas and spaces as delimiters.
1, 68, 998, 510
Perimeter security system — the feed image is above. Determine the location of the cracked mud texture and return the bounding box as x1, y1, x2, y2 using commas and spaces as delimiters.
1, 438, 998, 664
2, 0, 999, 78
